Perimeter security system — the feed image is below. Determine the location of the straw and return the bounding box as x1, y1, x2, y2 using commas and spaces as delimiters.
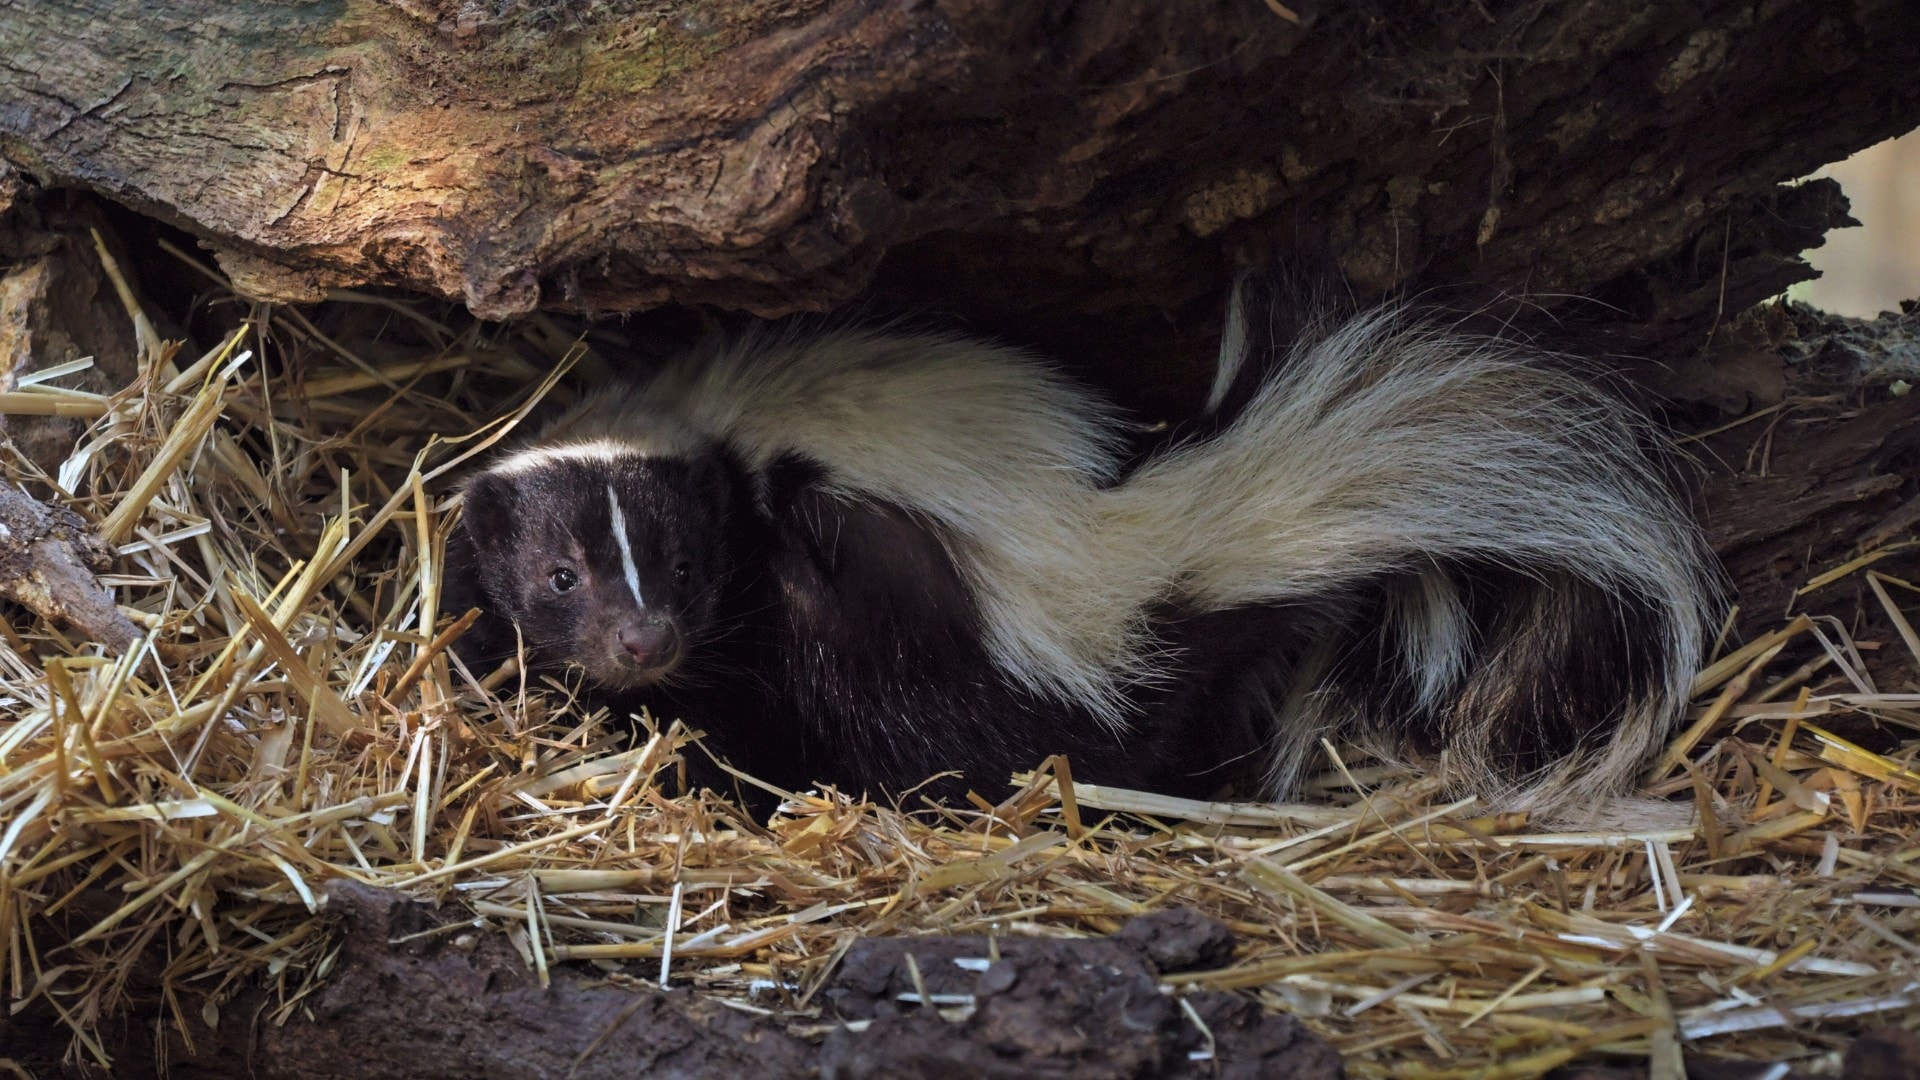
0, 255, 1913, 1078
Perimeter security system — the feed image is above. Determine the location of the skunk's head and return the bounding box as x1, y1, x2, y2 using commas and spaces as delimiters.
457, 445, 740, 689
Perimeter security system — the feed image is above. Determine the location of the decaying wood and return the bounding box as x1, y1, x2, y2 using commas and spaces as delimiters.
3, 884, 1341, 1080
1695, 305, 1920, 636
0, 1, 1915, 372
0, 199, 142, 473
0, 483, 137, 653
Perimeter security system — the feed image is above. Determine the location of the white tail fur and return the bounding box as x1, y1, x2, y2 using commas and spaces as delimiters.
1112, 294, 1717, 811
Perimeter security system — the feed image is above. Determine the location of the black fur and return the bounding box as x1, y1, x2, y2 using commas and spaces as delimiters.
451, 455, 746, 693
1309, 564, 1673, 785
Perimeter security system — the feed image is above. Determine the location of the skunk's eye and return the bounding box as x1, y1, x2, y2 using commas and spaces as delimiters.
672, 560, 692, 587
549, 567, 579, 594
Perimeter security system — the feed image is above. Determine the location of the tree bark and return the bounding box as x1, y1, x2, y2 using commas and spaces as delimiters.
1, 1, 1915, 371
0, 482, 139, 653
1695, 304, 1920, 666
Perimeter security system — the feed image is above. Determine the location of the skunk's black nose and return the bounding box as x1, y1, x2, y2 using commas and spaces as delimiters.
618, 617, 681, 670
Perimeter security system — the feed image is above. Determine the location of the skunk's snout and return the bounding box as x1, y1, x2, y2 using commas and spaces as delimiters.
617, 614, 682, 673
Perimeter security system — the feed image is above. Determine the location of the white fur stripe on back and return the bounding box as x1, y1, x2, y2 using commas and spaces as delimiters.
492, 437, 696, 474
606, 484, 646, 608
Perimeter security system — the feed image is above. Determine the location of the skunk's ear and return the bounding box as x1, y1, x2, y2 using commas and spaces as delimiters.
456, 472, 521, 557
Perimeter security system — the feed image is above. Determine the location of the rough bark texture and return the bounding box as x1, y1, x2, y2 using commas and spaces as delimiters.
1694, 304, 1920, 651
0, 885, 1342, 1080
0, 482, 138, 652
0, 0, 1915, 376
0, 195, 142, 473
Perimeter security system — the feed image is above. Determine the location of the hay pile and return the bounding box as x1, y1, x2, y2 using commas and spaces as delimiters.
1, 240, 1916, 1078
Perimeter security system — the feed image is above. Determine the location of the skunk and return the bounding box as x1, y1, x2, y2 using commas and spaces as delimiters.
444, 286, 1719, 816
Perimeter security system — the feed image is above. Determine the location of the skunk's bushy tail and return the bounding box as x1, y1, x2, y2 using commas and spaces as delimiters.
1113, 286, 1720, 814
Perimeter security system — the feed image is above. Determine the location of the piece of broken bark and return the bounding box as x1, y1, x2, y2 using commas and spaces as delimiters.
0, 483, 138, 653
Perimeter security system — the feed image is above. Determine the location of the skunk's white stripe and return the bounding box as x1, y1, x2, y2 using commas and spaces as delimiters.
606, 484, 646, 609
552, 329, 1147, 722
492, 434, 699, 474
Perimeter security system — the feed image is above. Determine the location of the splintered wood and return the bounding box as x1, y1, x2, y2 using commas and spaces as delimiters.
0, 273, 1915, 1078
